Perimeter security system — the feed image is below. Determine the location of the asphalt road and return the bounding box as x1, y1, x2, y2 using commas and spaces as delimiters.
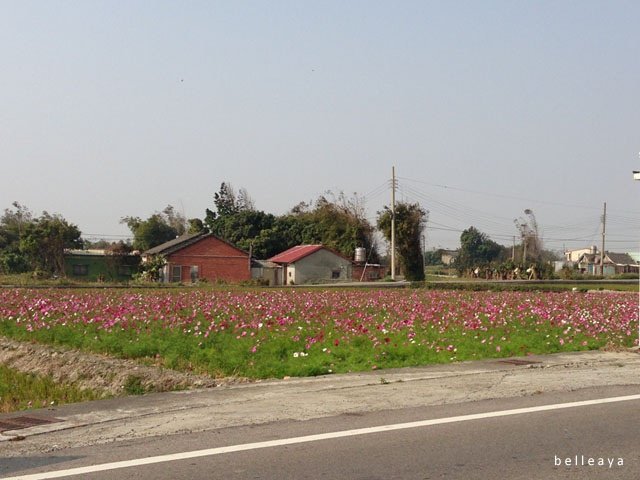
3, 386, 639, 480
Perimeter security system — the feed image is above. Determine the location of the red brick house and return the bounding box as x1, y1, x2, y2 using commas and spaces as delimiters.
143, 232, 250, 283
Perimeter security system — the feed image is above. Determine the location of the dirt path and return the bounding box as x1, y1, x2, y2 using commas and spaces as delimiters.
0, 337, 232, 396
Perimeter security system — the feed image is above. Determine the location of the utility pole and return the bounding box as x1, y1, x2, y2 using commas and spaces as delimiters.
600, 202, 607, 276
632, 165, 640, 350
512, 236, 515, 261
391, 166, 397, 280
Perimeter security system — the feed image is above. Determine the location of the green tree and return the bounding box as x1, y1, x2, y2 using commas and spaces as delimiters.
377, 202, 427, 281
424, 249, 444, 266
121, 205, 186, 251
204, 182, 255, 228
20, 212, 82, 275
0, 202, 33, 273
243, 214, 317, 259
187, 218, 206, 234
209, 210, 276, 256
134, 254, 166, 282
258, 192, 378, 261
455, 226, 504, 274
202, 185, 378, 261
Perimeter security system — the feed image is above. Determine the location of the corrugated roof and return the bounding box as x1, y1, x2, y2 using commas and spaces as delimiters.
606, 252, 637, 265
143, 232, 250, 257
143, 232, 207, 256
251, 259, 280, 269
268, 245, 325, 264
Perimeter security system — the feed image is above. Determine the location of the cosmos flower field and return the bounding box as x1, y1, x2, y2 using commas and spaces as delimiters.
0, 288, 637, 379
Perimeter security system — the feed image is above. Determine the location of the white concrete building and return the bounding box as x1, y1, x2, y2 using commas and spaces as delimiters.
268, 245, 352, 285
565, 246, 597, 263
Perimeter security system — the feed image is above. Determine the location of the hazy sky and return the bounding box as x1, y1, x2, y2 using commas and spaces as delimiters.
2, 1, 639, 253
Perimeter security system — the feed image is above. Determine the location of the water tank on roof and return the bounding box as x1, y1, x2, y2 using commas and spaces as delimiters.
355, 247, 366, 263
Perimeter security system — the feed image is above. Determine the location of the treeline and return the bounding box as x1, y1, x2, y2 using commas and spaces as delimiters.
1, 185, 561, 281
427, 226, 558, 279
0, 202, 82, 276
204, 184, 379, 261
122, 183, 428, 280
118, 184, 380, 262
1, 184, 430, 281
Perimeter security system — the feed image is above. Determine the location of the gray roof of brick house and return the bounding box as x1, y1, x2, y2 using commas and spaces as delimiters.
143, 232, 206, 256
143, 232, 250, 257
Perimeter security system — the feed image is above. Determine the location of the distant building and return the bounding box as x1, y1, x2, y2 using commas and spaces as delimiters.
576, 251, 639, 276
143, 233, 250, 283
565, 246, 597, 263
352, 262, 387, 281
64, 249, 140, 282
440, 249, 458, 265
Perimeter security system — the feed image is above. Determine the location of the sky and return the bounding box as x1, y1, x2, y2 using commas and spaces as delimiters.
2, 0, 639, 254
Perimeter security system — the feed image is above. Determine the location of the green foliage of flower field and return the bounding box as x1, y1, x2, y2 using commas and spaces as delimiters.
0, 288, 637, 381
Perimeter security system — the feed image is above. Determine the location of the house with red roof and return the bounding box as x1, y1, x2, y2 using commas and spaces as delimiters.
268, 245, 352, 285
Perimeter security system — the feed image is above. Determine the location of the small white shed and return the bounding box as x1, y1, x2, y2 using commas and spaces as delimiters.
268, 245, 352, 285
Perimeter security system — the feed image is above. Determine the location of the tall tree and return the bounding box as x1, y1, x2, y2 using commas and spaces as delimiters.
201, 187, 378, 261
121, 205, 186, 251
208, 209, 276, 257
20, 212, 82, 275
0, 202, 33, 273
302, 192, 378, 262
187, 218, 206, 234
161, 205, 187, 237
455, 226, 504, 273
514, 209, 542, 263
236, 187, 255, 212
205, 182, 255, 228
377, 202, 427, 281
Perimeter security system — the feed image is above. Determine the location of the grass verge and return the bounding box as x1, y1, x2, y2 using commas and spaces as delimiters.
0, 364, 104, 413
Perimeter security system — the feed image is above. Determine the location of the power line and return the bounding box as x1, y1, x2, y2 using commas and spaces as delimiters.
385, 174, 640, 250
398, 176, 640, 213
361, 182, 389, 203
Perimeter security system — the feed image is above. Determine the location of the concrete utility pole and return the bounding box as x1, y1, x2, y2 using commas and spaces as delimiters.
633, 166, 640, 349
391, 166, 397, 281
600, 202, 607, 276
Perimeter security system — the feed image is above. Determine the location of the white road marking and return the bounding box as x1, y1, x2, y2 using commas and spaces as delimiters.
5, 393, 640, 480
